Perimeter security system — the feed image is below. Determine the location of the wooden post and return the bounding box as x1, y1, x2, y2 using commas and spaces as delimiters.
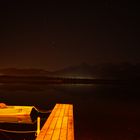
37, 117, 40, 136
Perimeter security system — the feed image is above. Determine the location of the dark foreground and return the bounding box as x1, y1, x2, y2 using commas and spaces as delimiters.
0, 82, 140, 140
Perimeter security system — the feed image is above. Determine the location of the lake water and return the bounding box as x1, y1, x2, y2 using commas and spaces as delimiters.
0, 83, 140, 140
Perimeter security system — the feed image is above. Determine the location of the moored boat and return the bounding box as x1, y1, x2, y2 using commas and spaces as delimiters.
0, 105, 38, 124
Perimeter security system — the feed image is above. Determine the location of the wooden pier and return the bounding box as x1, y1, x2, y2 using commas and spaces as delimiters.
36, 104, 74, 140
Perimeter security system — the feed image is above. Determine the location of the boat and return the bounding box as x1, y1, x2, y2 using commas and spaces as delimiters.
0, 105, 38, 124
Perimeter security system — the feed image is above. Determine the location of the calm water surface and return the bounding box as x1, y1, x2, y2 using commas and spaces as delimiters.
0, 83, 140, 140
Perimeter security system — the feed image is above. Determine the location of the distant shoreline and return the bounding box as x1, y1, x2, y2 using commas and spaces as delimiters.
0, 75, 139, 85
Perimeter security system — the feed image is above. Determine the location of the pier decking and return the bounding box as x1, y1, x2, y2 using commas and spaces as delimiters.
36, 104, 74, 140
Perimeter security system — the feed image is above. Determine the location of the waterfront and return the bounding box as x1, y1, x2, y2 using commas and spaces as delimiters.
0, 83, 140, 140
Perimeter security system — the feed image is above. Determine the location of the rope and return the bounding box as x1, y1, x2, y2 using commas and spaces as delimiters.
37, 109, 52, 114
0, 129, 36, 133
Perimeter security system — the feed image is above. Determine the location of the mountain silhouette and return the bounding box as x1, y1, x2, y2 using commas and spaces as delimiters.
0, 62, 140, 79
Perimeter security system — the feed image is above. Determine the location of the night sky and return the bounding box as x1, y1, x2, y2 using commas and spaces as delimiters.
0, 1, 140, 71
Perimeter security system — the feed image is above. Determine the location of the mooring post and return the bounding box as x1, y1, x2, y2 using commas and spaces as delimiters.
37, 117, 40, 136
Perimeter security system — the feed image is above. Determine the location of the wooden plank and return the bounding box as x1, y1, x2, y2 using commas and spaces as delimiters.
43, 106, 62, 140
51, 104, 66, 140
44, 117, 58, 140
59, 116, 68, 140
51, 117, 63, 139
68, 105, 74, 140
64, 105, 69, 116
36, 104, 74, 140
67, 118, 74, 140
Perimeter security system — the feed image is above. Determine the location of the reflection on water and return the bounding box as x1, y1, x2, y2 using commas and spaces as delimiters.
0, 83, 140, 140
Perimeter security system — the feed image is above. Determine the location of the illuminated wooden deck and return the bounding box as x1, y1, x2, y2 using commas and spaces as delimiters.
36, 104, 74, 140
